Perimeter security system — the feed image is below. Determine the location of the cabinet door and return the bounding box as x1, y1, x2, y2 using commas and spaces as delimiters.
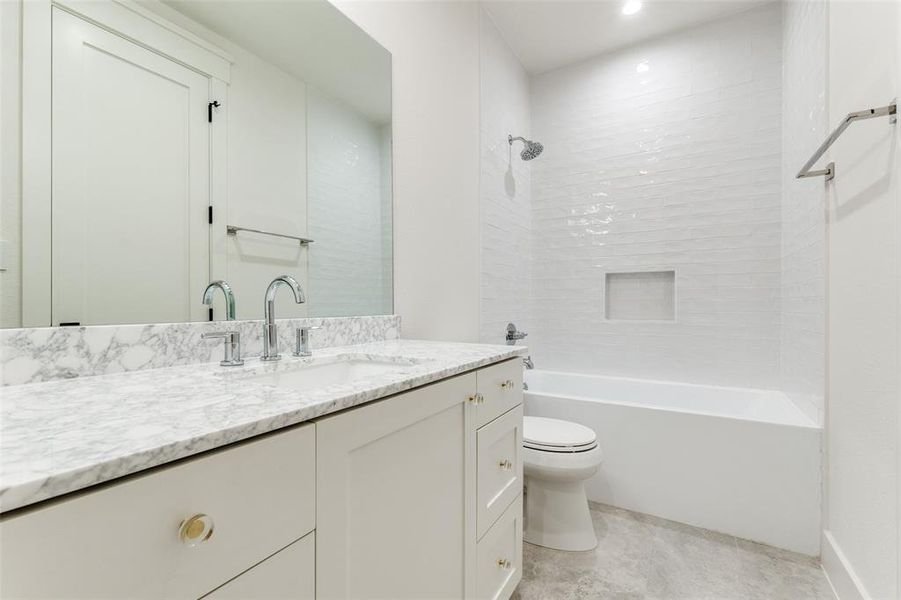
316, 374, 475, 599
477, 405, 524, 539
203, 533, 314, 600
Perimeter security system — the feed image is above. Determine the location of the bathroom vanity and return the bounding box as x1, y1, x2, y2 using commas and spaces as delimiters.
0, 0, 527, 596
0, 341, 525, 599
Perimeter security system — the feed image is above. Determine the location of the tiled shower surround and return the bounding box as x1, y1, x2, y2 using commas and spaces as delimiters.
780, 0, 827, 424
480, 13, 532, 346
531, 3, 782, 388
480, 3, 826, 413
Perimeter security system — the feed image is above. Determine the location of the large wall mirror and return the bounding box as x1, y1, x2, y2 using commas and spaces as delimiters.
0, 0, 392, 327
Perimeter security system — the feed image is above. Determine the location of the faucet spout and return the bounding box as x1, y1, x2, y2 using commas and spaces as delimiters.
261, 275, 306, 361
265, 275, 305, 305
202, 280, 236, 321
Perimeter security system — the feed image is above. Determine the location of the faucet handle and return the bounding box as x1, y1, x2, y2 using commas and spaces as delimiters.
202, 331, 244, 367
505, 323, 528, 345
293, 326, 321, 358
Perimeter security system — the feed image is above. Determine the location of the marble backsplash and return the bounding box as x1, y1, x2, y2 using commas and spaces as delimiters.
0, 315, 401, 386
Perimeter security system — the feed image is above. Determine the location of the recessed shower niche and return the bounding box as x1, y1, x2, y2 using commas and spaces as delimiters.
604, 271, 676, 321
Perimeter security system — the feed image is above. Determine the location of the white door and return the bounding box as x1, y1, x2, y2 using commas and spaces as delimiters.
52, 7, 210, 325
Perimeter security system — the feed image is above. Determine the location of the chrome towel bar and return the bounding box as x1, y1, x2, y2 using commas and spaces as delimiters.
226, 225, 313, 246
797, 102, 896, 181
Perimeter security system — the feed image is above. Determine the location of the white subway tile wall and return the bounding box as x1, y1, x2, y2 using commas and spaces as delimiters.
308, 90, 393, 318
479, 13, 533, 346
780, 0, 827, 425
528, 4, 783, 387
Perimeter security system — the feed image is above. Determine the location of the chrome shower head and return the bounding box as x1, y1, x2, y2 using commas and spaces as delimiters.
508, 135, 544, 161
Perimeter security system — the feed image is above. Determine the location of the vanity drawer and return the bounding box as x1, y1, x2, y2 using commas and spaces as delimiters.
474, 358, 523, 428
476, 496, 523, 600
204, 532, 315, 599
0, 424, 315, 600
477, 404, 523, 539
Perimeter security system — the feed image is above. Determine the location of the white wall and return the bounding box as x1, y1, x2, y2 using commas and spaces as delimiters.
479, 12, 531, 346
333, 0, 481, 342
0, 0, 22, 328
781, 0, 827, 425
823, 1, 900, 598
307, 89, 392, 317
528, 4, 784, 388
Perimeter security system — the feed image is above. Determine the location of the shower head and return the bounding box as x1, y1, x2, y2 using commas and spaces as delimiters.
508, 135, 544, 161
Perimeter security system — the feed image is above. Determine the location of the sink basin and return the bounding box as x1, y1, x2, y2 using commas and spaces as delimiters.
243, 356, 422, 391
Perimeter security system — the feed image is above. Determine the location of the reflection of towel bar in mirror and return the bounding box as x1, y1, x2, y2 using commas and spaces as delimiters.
226, 225, 314, 246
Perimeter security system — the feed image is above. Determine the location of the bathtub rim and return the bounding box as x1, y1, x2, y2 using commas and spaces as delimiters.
523, 369, 820, 430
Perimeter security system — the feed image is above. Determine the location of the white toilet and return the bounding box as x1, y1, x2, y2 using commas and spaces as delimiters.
522, 416, 603, 552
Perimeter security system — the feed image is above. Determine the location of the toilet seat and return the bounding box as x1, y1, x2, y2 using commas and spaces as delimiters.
523, 416, 598, 453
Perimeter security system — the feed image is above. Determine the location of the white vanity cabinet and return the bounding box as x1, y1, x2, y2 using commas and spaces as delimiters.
316, 358, 524, 600
0, 359, 523, 600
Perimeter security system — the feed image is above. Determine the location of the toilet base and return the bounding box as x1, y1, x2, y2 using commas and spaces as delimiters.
524, 475, 598, 551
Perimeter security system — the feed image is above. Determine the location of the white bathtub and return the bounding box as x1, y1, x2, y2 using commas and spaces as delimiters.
524, 370, 822, 555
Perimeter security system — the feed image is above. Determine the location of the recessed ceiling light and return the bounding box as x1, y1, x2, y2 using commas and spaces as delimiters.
622, 0, 643, 15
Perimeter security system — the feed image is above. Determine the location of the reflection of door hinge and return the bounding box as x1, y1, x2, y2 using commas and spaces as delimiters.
208, 206, 213, 224
208, 100, 221, 123
208, 308, 214, 322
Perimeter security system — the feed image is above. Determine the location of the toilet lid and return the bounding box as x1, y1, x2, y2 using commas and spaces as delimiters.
523, 416, 598, 452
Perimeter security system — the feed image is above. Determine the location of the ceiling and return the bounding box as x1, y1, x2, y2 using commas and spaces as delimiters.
482, 0, 774, 74
162, 0, 392, 123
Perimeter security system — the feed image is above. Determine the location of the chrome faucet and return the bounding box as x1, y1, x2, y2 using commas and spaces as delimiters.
506, 322, 528, 345
202, 280, 236, 321
293, 325, 321, 358
523, 355, 534, 369
202, 330, 244, 366
261, 275, 306, 361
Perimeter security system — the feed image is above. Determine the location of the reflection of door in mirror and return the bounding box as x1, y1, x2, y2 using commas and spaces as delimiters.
50, 8, 212, 326
5, 0, 390, 328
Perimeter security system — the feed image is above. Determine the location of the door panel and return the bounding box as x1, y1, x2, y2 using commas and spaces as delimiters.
316, 374, 475, 599
52, 7, 210, 325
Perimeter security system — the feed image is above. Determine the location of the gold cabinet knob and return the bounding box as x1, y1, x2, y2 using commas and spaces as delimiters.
179, 514, 214, 547
497, 558, 512, 569
498, 459, 513, 470
468, 393, 485, 404
500, 380, 515, 390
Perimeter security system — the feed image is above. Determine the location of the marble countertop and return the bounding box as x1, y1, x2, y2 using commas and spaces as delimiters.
1, 339, 526, 513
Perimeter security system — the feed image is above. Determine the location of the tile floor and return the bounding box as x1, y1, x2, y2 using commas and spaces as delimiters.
512, 503, 833, 600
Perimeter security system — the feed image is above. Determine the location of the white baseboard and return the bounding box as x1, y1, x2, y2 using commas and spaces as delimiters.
821, 530, 872, 600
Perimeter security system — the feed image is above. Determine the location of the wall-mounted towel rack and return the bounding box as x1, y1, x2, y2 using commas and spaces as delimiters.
797, 102, 896, 181
226, 225, 313, 246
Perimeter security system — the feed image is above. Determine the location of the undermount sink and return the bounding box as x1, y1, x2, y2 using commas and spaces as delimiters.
244, 356, 423, 391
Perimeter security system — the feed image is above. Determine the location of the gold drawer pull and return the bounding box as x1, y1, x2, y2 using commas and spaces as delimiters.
497, 558, 512, 569
468, 393, 485, 404
500, 380, 515, 390
179, 514, 214, 547
498, 459, 513, 470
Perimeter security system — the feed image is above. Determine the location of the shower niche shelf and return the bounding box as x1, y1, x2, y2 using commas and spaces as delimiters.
604, 270, 676, 322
